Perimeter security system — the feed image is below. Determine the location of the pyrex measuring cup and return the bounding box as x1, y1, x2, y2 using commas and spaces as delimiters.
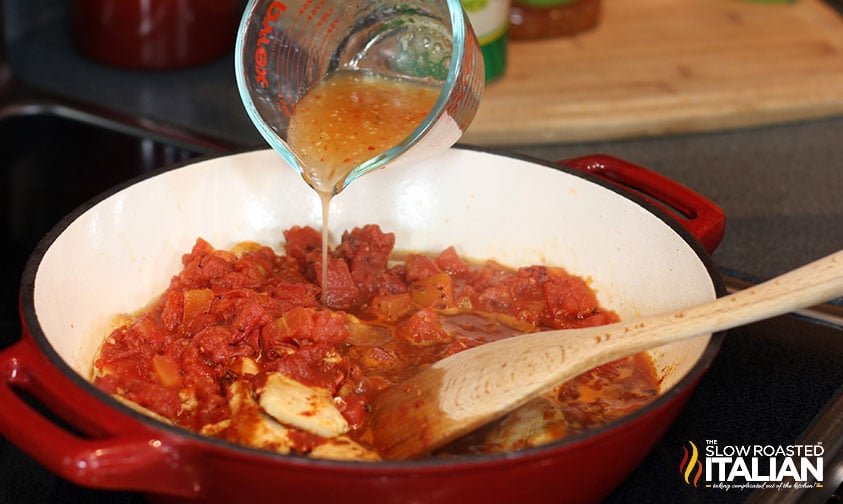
235, 0, 485, 195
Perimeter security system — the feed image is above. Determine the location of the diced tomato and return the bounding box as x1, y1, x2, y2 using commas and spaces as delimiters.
348, 345, 400, 374
132, 312, 170, 353
404, 254, 443, 281
371, 292, 413, 320
396, 307, 451, 346
271, 345, 348, 392
332, 225, 396, 304
210, 288, 254, 321
124, 379, 183, 420
464, 260, 511, 292
374, 269, 409, 296
280, 306, 314, 341
311, 310, 350, 345
409, 273, 454, 309
181, 238, 215, 266
160, 290, 184, 333
235, 247, 275, 284
266, 280, 321, 312
473, 284, 513, 314
543, 274, 600, 327
335, 225, 395, 274
181, 288, 213, 326
435, 246, 470, 275
283, 226, 322, 271
231, 300, 271, 339
221, 252, 272, 290
194, 326, 237, 364
512, 266, 547, 301
181, 246, 236, 288
319, 257, 359, 310
152, 353, 182, 388
338, 392, 368, 429
186, 373, 231, 426
179, 343, 219, 383
260, 318, 292, 358
94, 343, 150, 381
278, 306, 349, 346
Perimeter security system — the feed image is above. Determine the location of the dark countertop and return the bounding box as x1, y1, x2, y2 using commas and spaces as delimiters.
1, 3, 842, 503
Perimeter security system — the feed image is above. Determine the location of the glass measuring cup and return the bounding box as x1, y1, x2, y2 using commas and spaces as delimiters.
234, 0, 485, 196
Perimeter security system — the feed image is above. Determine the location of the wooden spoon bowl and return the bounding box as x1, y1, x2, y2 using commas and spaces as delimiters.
371, 250, 843, 460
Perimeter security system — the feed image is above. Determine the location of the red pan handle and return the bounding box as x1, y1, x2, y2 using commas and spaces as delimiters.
559, 154, 726, 254
0, 336, 201, 498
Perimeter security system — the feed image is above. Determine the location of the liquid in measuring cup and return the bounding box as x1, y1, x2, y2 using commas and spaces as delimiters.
288, 71, 441, 195
286, 70, 441, 299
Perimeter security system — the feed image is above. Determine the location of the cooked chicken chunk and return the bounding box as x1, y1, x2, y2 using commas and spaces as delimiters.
213, 378, 296, 454
482, 394, 568, 450
258, 373, 350, 439
310, 436, 381, 461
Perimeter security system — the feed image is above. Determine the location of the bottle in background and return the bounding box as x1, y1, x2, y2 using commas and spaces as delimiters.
462, 0, 510, 82
510, 0, 601, 40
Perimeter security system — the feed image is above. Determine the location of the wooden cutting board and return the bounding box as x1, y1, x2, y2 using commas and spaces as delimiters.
462, 0, 843, 145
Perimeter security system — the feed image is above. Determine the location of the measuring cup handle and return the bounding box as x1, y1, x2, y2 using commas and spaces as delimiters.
0, 337, 201, 497
558, 154, 726, 254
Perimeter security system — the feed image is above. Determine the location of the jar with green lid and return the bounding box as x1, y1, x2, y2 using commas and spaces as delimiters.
510, 0, 601, 40
461, 0, 509, 82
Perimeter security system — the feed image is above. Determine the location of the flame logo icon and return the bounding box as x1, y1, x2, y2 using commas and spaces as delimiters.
679, 441, 703, 487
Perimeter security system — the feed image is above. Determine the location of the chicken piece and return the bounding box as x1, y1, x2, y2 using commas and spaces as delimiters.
233, 356, 260, 376
198, 359, 262, 437
310, 436, 381, 462
482, 394, 568, 451
258, 373, 350, 439
217, 379, 296, 454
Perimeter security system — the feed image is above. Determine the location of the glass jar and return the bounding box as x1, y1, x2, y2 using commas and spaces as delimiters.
510, 0, 601, 40
72, 0, 243, 70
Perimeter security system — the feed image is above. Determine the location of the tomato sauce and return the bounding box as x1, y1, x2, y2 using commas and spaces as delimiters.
93, 225, 659, 460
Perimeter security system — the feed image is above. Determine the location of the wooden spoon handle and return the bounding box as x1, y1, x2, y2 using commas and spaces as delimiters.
373, 250, 843, 459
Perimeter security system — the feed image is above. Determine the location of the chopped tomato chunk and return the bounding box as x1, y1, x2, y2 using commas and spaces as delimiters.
152, 354, 182, 388
409, 273, 455, 309
371, 292, 413, 321
396, 308, 451, 346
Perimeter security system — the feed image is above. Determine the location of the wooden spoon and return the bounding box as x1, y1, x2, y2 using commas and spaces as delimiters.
370, 250, 843, 460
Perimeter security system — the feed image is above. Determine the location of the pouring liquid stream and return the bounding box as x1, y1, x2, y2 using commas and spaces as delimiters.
287, 70, 441, 297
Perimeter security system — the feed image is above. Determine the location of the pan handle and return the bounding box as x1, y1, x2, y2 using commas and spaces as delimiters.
0, 336, 201, 498
559, 154, 726, 254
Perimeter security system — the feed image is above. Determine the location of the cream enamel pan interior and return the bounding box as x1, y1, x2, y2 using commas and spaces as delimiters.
30, 147, 718, 437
